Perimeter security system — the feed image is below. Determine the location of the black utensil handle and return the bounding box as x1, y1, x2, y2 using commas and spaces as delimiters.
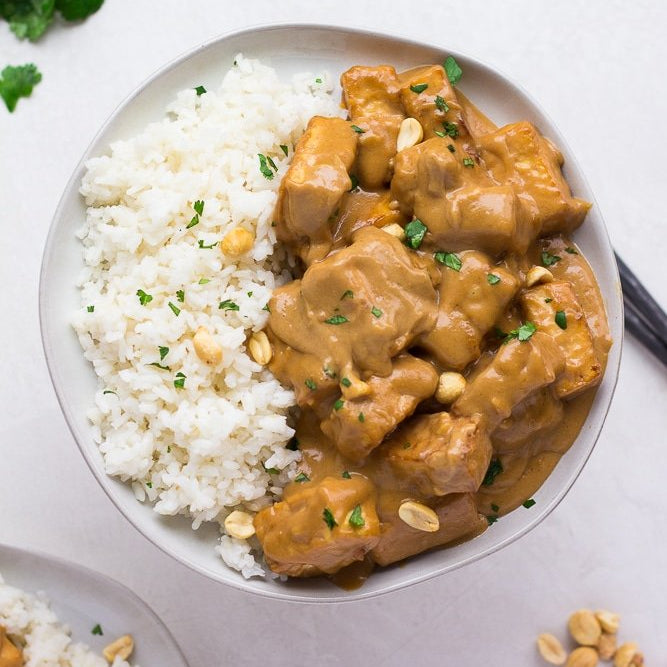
623, 293, 667, 366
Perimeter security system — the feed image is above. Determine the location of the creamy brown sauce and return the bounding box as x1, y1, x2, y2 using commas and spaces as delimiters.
251, 62, 611, 585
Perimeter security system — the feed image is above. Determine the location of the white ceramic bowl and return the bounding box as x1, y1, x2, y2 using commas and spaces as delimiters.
0, 543, 188, 665
40, 24, 623, 602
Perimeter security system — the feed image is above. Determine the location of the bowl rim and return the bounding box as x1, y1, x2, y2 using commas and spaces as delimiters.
39, 21, 623, 603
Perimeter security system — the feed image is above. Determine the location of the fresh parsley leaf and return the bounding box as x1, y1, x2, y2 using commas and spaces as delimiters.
257, 153, 274, 180
333, 398, 344, 411
176, 289, 185, 303
194, 85, 206, 96
295, 472, 309, 483
483, 458, 503, 486
262, 304, 270, 312
486, 515, 498, 525
168, 301, 180, 316
434, 95, 449, 112
371, 306, 383, 318
102, 390, 116, 396
410, 82, 428, 93
434, 251, 462, 271
136, 289, 153, 306
462, 157, 475, 167
186, 214, 199, 229
324, 314, 348, 325
55, 0, 104, 21
91, 623, 103, 636
305, 378, 317, 390
279, 144, 289, 156
404, 218, 428, 249
564, 247, 578, 254
197, 239, 217, 249
342, 470, 352, 479
504, 322, 537, 343
487, 273, 501, 285
322, 507, 337, 530
358, 412, 365, 423
86, 304, 94, 312
555, 310, 567, 330
173, 372, 186, 389
349, 504, 365, 528
193, 200, 204, 216
198, 277, 210, 285
158, 346, 169, 361
1, 1, 54, 41
341, 289, 354, 300
434, 130, 446, 138
148, 362, 170, 370
219, 300, 240, 311
145, 480, 152, 488
544, 297, 553, 303
541, 250, 562, 267
267, 155, 278, 171
444, 55, 462, 84
0, 63, 42, 111
522, 498, 536, 509
315, 77, 322, 84
350, 124, 365, 133
341, 377, 351, 387
442, 121, 459, 138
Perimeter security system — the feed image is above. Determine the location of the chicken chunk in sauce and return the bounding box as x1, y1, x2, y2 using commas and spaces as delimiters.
251, 59, 611, 586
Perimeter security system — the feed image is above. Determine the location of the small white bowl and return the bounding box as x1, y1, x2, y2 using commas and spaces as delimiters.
39, 24, 623, 602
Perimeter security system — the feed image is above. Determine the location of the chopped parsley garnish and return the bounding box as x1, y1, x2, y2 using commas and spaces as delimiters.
186, 215, 199, 229
136, 289, 153, 306
483, 458, 503, 486
434, 251, 462, 271
371, 306, 383, 318
159, 346, 169, 361
358, 412, 365, 423
295, 472, 310, 483
262, 304, 270, 312
349, 504, 365, 528
263, 464, 279, 475
91, 624, 103, 636
341, 377, 352, 387
198, 239, 217, 249
447, 143, 456, 153
323, 366, 337, 379
333, 398, 345, 411
286, 437, 299, 451
247, 291, 253, 297
504, 321, 537, 343
87, 305, 94, 312
266, 155, 278, 171
565, 247, 578, 254
349, 174, 359, 192
434, 130, 446, 138
315, 77, 322, 84
544, 297, 553, 303
323, 507, 337, 529
149, 362, 170, 371
305, 378, 317, 390
279, 145, 289, 158
342, 471, 352, 479
194, 85, 206, 96
193, 200, 204, 216
522, 498, 536, 509
434, 95, 449, 112
102, 390, 116, 396
351, 124, 365, 134
442, 121, 459, 138
490, 503, 500, 512
219, 300, 240, 311
541, 250, 562, 267
486, 515, 498, 525
324, 314, 348, 325
487, 273, 501, 285
173, 372, 186, 389
444, 55, 463, 85
555, 310, 568, 330
257, 153, 274, 180
176, 289, 185, 303
168, 301, 181, 316
404, 218, 428, 249
410, 83, 428, 93
198, 277, 210, 285
145, 481, 152, 488
341, 289, 354, 300
462, 157, 475, 167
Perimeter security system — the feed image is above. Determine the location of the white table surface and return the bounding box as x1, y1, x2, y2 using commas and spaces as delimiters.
2, 1, 666, 665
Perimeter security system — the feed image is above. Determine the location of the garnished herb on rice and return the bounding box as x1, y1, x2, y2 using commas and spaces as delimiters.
102, 390, 116, 395
219, 299, 240, 311
198, 277, 210, 284
136, 289, 153, 306
168, 301, 181, 316
87, 305, 94, 312
194, 85, 206, 95
258, 153, 274, 180
91, 624, 103, 636
280, 144, 289, 156
197, 239, 218, 249
176, 289, 185, 303
148, 362, 171, 371
173, 372, 186, 389
158, 346, 169, 361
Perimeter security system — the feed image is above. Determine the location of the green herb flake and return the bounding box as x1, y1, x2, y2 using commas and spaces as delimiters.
219, 300, 240, 311
136, 289, 153, 306
483, 458, 503, 486
315, 77, 322, 84
102, 390, 116, 396
197, 239, 218, 249
358, 412, 365, 423
504, 321, 537, 344
434, 95, 450, 112
198, 277, 210, 285
349, 504, 365, 528
341, 289, 354, 300
462, 157, 475, 167
434, 251, 462, 272
444, 55, 463, 85
258, 153, 274, 180
323, 366, 337, 379
565, 247, 578, 255
267, 155, 278, 171
410, 82, 428, 94
158, 346, 169, 361
262, 304, 271, 312
349, 174, 359, 192
487, 273, 501, 285
491, 503, 500, 512
544, 297, 553, 303
186, 214, 199, 229
194, 85, 206, 96
168, 301, 181, 316
351, 124, 365, 134
342, 471, 352, 479
324, 314, 348, 325
434, 130, 446, 138
146, 481, 152, 488
555, 310, 568, 330
541, 250, 562, 267
247, 291, 253, 297
322, 507, 337, 530
193, 200, 205, 216
295, 472, 310, 483
442, 121, 459, 138
447, 143, 456, 153
522, 498, 536, 509
486, 515, 498, 526
91, 624, 103, 636
341, 377, 352, 388
404, 218, 428, 249
263, 464, 279, 475
176, 289, 185, 303
173, 372, 186, 389
149, 362, 170, 371
371, 306, 383, 318
280, 144, 289, 156
87, 305, 94, 312
305, 378, 317, 391
333, 398, 345, 411
286, 437, 299, 451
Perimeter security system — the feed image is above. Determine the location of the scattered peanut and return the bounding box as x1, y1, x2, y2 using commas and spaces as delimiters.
526, 265, 554, 287
396, 117, 424, 151
193, 326, 223, 365
614, 643, 642, 667
536, 633, 567, 665
568, 609, 602, 646
224, 510, 256, 539
565, 647, 599, 667
398, 500, 439, 532
598, 633, 617, 661
381, 223, 406, 241
248, 331, 272, 365
435, 371, 467, 404
103, 635, 134, 663
595, 610, 620, 635
221, 226, 254, 256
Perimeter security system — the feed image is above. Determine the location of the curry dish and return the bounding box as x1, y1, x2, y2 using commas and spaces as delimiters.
252, 61, 611, 584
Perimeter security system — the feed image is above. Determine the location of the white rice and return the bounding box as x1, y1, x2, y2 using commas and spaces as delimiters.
72, 55, 341, 577
0, 572, 136, 667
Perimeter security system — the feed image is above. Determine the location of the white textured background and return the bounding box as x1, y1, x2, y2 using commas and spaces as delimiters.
1, 1, 666, 665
